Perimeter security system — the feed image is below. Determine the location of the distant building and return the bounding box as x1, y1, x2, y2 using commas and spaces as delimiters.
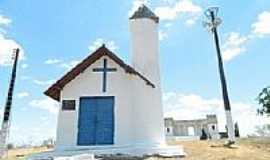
164, 115, 220, 140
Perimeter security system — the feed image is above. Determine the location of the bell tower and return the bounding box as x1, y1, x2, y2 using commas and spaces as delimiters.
129, 5, 161, 87
129, 5, 165, 145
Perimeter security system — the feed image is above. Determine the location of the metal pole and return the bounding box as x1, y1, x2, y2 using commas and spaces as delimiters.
0, 48, 20, 158
209, 10, 235, 144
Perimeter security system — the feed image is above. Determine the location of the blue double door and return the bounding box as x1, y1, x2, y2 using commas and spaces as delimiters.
77, 96, 114, 145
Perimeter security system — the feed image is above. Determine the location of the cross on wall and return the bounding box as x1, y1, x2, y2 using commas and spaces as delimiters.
93, 58, 117, 92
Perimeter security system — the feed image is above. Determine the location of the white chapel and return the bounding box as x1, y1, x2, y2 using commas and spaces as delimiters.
43, 5, 183, 157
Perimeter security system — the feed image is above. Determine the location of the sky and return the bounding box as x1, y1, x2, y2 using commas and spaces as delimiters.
0, 0, 270, 145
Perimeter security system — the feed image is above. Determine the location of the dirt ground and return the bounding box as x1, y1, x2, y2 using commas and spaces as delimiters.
3, 147, 49, 160
169, 138, 270, 160
2, 138, 270, 160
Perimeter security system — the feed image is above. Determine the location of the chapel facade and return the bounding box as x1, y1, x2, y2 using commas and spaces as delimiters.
45, 5, 166, 152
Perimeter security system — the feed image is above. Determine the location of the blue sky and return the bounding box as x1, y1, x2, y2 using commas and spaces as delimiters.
0, 0, 270, 145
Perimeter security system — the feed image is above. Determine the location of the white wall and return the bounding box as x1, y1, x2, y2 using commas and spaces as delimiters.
56, 55, 166, 150
130, 18, 165, 146
207, 123, 220, 139
129, 18, 161, 86
131, 69, 165, 146
56, 14, 166, 151
56, 56, 133, 149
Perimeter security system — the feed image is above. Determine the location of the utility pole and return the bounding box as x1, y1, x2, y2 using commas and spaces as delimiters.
204, 7, 235, 145
0, 49, 20, 158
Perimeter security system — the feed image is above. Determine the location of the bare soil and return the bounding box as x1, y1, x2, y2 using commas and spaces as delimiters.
169, 138, 270, 160
2, 138, 270, 160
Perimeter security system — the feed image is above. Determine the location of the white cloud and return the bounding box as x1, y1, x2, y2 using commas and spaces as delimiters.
21, 63, 28, 69
21, 76, 31, 80
33, 79, 55, 86
0, 107, 2, 122
129, 0, 150, 16
44, 58, 80, 71
0, 15, 11, 26
88, 38, 118, 52
40, 116, 49, 121
252, 11, 270, 36
44, 59, 62, 65
44, 39, 118, 72
155, 0, 202, 21
0, 14, 24, 66
185, 18, 196, 26
163, 92, 270, 137
162, 0, 176, 4
222, 32, 249, 61
159, 30, 168, 41
222, 48, 246, 62
165, 23, 173, 28
17, 92, 30, 98
0, 33, 25, 66
9, 122, 56, 146
29, 97, 59, 114
220, 11, 270, 61
59, 60, 80, 70
217, 11, 270, 62
223, 32, 249, 47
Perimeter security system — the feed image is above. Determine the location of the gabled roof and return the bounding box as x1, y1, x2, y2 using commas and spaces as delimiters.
44, 45, 155, 101
130, 5, 159, 23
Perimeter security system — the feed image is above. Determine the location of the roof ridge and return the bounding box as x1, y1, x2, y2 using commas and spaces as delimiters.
44, 45, 155, 101
130, 5, 159, 23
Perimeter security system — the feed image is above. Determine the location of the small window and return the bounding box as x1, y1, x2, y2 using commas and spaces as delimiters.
166, 128, 170, 133
212, 125, 215, 130
62, 100, 76, 110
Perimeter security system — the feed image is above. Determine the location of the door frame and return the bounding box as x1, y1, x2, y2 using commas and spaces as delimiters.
77, 96, 115, 146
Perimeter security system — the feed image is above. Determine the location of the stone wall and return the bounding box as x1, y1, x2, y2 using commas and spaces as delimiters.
164, 115, 220, 139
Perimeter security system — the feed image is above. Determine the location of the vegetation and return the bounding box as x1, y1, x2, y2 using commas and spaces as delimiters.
7, 144, 14, 150
235, 122, 240, 137
254, 124, 270, 137
200, 128, 208, 140
257, 86, 270, 116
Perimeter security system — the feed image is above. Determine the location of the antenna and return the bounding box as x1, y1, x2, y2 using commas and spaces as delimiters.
203, 7, 222, 32
0, 48, 20, 158
203, 7, 236, 145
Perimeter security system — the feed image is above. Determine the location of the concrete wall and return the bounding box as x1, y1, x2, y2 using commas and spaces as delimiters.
56, 55, 165, 150
129, 18, 161, 86
56, 56, 133, 149
129, 17, 165, 146
164, 115, 220, 139
131, 75, 165, 145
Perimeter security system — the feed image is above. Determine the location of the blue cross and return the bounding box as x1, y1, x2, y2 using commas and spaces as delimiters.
93, 59, 117, 92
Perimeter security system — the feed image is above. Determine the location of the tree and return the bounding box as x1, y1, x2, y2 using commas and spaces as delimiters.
257, 86, 270, 116
234, 122, 240, 137
42, 138, 55, 148
7, 143, 14, 150
200, 128, 208, 140
254, 124, 270, 137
